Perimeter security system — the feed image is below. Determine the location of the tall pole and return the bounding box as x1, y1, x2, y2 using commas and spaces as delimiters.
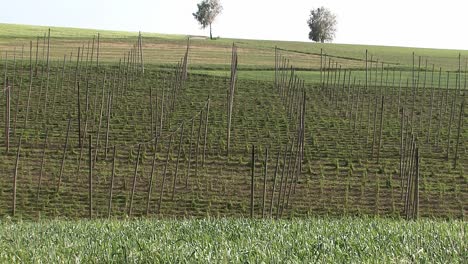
250, 145, 255, 218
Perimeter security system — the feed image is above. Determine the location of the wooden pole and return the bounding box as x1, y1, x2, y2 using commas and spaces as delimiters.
46, 28, 50, 72
262, 147, 268, 218
285, 139, 301, 210
275, 46, 278, 88
88, 135, 93, 219
25, 41, 33, 128
12, 136, 22, 217
413, 147, 419, 219
269, 150, 280, 217
399, 108, 405, 190
371, 95, 379, 157
227, 45, 237, 157
89, 35, 95, 69
158, 134, 173, 214
5, 77, 10, 153
276, 145, 289, 219
129, 144, 142, 217
202, 98, 210, 167
159, 87, 165, 133
195, 110, 203, 178
57, 118, 71, 193
446, 92, 456, 160
172, 123, 184, 200
41, 33, 46, 75
94, 72, 106, 166
250, 145, 255, 218
404, 138, 416, 218
320, 48, 323, 86
453, 99, 464, 168
11, 50, 18, 136
36, 129, 48, 202
411, 53, 415, 123
146, 138, 158, 216
96, 33, 100, 68
427, 64, 436, 143
139, 32, 144, 74
149, 85, 154, 137
186, 118, 195, 189
377, 96, 385, 163
108, 146, 116, 218
34, 36, 39, 76
77, 82, 82, 148
104, 89, 113, 159
365, 50, 368, 91
53, 55, 66, 114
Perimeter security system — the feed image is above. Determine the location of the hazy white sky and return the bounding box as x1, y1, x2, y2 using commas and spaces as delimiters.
2, 0, 467, 50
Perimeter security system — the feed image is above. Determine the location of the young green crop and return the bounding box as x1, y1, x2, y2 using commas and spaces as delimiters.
0, 217, 465, 263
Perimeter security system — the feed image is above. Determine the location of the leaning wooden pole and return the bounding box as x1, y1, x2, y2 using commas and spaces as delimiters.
158, 135, 173, 214
276, 145, 289, 219
269, 150, 280, 218
129, 144, 142, 217
227, 44, 238, 157
194, 110, 203, 178
172, 123, 184, 200
25, 41, 33, 128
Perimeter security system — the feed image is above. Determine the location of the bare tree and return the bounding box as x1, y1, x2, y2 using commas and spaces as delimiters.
193, 0, 223, 40
307, 7, 337, 43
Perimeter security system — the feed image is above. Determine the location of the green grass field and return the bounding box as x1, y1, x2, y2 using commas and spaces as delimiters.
1, 217, 466, 263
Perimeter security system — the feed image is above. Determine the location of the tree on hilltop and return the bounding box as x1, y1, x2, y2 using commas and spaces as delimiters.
193, 0, 223, 40
307, 7, 337, 43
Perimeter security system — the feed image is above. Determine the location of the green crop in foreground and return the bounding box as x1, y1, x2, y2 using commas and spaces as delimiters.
0, 217, 465, 263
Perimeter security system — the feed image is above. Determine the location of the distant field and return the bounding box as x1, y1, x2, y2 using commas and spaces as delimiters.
0, 217, 465, 262
1, 23, 468, 73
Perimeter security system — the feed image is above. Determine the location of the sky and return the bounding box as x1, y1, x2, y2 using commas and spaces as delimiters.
2, 0, 467, 50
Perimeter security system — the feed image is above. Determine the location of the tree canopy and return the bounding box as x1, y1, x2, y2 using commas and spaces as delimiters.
307, 7, 337, 43
192, 0, 223, 40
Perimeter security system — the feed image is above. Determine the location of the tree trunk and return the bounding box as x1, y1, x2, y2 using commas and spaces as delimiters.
209, 23, 212, 40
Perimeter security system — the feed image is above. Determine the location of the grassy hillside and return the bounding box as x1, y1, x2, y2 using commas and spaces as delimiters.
0, 23, 465, 221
